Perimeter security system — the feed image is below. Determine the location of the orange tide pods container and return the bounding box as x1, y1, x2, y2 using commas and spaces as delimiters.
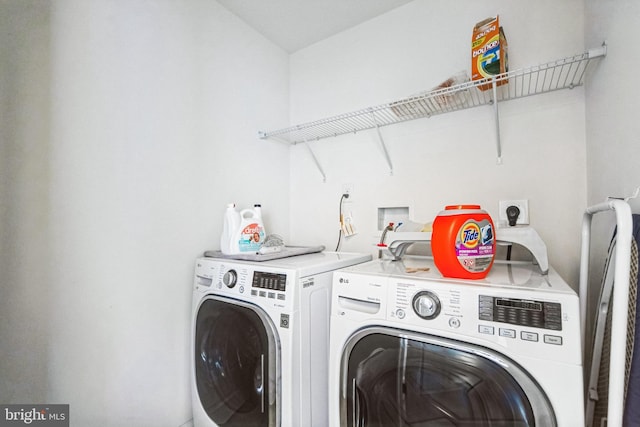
432, 205, 496, 279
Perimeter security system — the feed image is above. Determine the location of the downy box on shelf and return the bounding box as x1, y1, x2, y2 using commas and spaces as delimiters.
471, 16, 508, 91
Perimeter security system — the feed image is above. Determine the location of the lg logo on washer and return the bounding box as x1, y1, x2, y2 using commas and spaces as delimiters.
338, 277, 349, 284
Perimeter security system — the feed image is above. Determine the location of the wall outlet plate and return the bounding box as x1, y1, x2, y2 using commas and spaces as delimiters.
498, 199, 529, 226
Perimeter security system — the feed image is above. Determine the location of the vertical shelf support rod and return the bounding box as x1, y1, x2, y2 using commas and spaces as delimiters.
303, 138, 326, 183
492, 78, 503, 165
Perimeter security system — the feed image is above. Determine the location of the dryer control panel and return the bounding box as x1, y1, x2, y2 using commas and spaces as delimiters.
252, 271, 287, 292
194, 259, 295, 310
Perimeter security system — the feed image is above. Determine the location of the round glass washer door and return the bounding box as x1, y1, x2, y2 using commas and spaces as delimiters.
340, 327, 556, 427
195, 296, 280, 427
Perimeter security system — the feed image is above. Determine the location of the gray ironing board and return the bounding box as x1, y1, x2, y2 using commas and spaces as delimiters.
586, 219, 639, 427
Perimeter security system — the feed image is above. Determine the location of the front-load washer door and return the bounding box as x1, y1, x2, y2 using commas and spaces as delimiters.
195, 296, 280, 427
340, 327, 555, 427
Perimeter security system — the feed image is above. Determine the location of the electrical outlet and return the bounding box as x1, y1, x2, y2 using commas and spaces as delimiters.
342, 183, 354, 200
498, 199, 529, 226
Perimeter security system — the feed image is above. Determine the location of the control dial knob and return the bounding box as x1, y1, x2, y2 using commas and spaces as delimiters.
412, 291, 441, 320
222, 269, 238, 288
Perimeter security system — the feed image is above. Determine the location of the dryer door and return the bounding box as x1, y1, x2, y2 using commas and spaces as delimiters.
195, 296, 279, 427
340, 327, 555, 427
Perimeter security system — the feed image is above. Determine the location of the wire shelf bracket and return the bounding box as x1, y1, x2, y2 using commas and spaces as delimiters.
372, 112, 394, 175
259, 44, 607, 176
303, 139, 326, 183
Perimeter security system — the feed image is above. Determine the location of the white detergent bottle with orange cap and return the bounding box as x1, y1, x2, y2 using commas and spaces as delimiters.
234, 206, 266, 253
220, 203, 241, 254
431, 204, 495, 279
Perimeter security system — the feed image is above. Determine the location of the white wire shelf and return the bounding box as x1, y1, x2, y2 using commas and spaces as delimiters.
259, 45, 607, 145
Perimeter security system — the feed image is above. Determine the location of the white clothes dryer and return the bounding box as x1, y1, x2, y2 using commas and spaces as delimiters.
191, 251, 371, 427
329, 256, 584, 427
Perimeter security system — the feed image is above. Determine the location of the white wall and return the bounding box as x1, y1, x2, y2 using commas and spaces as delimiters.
0, 0, 51, 403
583, 0, 640, 364
1, 0, 289, 426
585, 1, 640, 207
289, 0, 587, 286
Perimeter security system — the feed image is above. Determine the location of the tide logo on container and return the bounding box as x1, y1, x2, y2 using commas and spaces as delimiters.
460, 222, 481, 248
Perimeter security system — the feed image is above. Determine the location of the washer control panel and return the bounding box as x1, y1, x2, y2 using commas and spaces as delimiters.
385, 277, 581, 364
478, 295, 562, 331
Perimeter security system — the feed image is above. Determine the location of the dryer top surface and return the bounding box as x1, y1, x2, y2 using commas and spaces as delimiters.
200, 251, 371, 277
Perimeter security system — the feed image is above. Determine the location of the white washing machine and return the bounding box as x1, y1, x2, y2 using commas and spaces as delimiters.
191, 251, 371, 427
329, 256, 584, 427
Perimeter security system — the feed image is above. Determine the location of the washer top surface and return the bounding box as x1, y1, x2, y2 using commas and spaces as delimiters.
201, 251, 372, 277
339, 256, 574, 294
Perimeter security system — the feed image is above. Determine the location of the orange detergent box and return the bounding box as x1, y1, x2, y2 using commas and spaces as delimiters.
471, 16, 508, 91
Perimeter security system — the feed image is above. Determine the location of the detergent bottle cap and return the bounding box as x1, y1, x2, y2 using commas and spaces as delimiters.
445, 204, 480, 210
437, 205, 486, 217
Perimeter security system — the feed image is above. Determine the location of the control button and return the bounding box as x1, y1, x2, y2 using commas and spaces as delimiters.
239, 286, 244, 294
478, 325, 495, 335
277, 294, 286, 301
251, 290, 258, 296
448, 317, 461, 329
268, 292, 275, 299
412, 291, 441, 320
521, 331, 539, 342
396, 309, 406, 319
544, 335, 563, 345
222, 270, 238, 288
499, 328, 516, 339
259, 291, 266, 297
